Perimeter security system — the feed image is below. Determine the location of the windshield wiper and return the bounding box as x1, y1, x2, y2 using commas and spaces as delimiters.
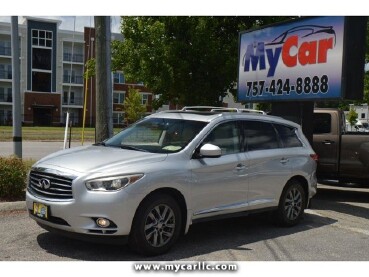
120, 144, 148, 152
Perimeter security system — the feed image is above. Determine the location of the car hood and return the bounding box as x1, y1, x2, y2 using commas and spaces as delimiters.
34, 145, 168, 173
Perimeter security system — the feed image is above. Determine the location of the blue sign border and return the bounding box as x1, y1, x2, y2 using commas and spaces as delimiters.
237, 16, 346, 102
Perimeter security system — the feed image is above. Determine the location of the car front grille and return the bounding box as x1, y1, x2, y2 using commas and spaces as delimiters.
28, 170, 74, 200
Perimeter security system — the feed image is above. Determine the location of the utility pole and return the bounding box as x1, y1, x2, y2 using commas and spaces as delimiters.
94, 16, 113, 142
105, 18, 113, 138
11, 16, 22, 158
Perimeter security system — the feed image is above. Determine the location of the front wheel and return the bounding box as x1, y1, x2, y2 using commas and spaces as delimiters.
275, 180, 306, 227
129, 193, 182, 256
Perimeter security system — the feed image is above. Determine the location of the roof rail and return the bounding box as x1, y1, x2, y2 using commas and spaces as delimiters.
180, 106, 266, 114
210, 107, 266, 115
181, 106, 220, 112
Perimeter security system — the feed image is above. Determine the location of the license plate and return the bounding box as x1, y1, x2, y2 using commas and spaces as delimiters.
33, 202, 49, 219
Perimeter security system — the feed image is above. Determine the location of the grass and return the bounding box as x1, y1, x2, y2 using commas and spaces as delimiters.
0, 126, 122, 142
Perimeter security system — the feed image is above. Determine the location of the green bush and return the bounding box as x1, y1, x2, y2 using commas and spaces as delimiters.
0, 156, 29, 200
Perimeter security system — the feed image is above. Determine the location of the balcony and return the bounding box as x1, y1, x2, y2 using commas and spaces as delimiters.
63, 53, 84, 63
62, 97, 83, 106
0, 70, 12, 80
0, 46, 11, 56
0, 95, 12, 103
63, 75, 84, 85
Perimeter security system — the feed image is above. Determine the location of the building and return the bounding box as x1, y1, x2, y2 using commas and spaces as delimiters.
0, 17, 153, 127
352, 103, 369, 122
344, 104, 369, 132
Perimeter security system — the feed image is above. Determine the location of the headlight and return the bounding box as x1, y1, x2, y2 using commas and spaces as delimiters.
85, 174, 144, 191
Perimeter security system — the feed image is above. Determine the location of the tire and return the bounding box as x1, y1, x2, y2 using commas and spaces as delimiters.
275, 180, 306, 227
129, 193, 182, 256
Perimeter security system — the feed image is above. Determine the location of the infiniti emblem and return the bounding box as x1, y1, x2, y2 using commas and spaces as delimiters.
39, 178, 51, 189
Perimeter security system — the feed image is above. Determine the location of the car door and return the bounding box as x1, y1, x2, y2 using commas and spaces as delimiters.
190, 120, 249, 219
312, 112, 340, 178
243, 120, 292, 210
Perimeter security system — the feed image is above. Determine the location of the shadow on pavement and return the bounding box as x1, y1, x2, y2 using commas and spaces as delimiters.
37, 211, 336, 261
314, 184, 369, 220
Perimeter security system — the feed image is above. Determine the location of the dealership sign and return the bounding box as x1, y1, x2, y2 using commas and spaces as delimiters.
237, 16, 346, 102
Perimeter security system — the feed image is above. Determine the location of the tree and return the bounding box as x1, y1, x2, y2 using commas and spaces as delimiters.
124, 87, 146, 124
112, 16, 293, 107
83, 58, 96, 79
347, 108, 358, 128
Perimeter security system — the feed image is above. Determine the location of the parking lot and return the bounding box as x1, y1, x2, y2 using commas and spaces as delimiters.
0, 183, 368, 261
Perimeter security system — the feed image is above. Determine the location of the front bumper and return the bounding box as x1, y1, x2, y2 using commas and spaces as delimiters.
26, 188, 145, 238
34, 219, 128, 245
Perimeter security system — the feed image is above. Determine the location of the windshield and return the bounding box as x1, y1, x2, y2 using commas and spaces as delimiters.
104, 118, 207, 153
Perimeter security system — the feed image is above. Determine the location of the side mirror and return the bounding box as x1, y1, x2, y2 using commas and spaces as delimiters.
199, 143, 222, 158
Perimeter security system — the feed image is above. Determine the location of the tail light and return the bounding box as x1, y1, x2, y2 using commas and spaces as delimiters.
310, 153, 319, 162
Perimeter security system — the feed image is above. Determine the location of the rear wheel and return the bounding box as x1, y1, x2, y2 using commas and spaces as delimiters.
276, 180, 306, 226
129, 193, 182, 256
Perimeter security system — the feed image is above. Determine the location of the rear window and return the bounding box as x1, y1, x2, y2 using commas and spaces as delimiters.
274, 124, 303, 148
313, 113, 331, 134
244, 121, 280, 151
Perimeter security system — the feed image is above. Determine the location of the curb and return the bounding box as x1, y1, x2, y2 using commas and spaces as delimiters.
0, 201, 26, 212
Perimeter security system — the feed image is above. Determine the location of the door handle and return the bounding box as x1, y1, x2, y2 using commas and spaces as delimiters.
280, 158, 289, 164
235, 164, 246, 171
322, 140, 335, 145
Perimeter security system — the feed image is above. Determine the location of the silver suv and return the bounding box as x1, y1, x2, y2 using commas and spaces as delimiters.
26, 110, 317, 255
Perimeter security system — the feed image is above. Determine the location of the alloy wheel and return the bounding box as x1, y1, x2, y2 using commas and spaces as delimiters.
284, 187, 303, 221
144, 204, 176, 248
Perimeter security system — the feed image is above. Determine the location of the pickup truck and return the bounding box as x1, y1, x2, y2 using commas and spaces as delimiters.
313, 108, 369, 184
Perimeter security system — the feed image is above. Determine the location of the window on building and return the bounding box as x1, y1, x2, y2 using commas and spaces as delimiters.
32, 72, 51, 92
0, 64, 12, 79
32, 48, 51, 70
63, 69, 82, 84
361, 113, 366, 119
31, 29, 53, 92
0, 87, 12, 102
32, 30, 52, 47
63, 45, 84, 63
113, 72, 125, 84
63, 91, 75, 105
0, 109, 12, 125
63, 91, 68, 104
0, 41, 11, 56
63, 111, 79, 125
70, 91, 75, 104
141, 93, 149, 105
113, 112, 125, 125
64, 69, 74, 83
0, 87, 4, 102
113, 92, 125, 104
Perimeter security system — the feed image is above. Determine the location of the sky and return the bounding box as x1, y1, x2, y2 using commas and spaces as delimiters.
0, 0, 365, 18
0, 1, 365, 31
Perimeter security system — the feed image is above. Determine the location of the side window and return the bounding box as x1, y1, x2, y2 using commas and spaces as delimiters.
313, 113, 331, 134
203, 121, 241, 155
244, 121, 280, 151
274, 124, 303, 148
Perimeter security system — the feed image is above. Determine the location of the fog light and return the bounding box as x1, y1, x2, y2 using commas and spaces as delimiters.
96, 218, 110, 228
